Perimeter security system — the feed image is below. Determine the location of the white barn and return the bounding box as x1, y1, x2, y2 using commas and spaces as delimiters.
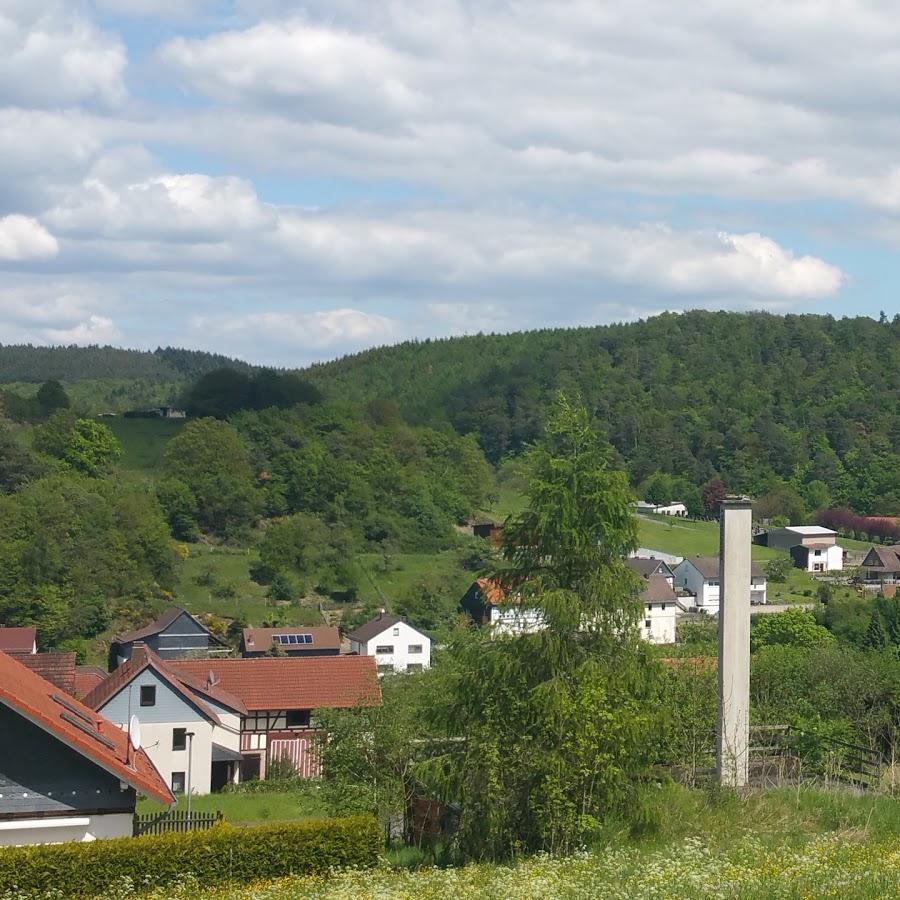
765, 526, 843, 572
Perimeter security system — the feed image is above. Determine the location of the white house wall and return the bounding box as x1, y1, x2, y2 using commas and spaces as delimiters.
640, 603, 678, 644
352, 621, 432, 673
96, 670, 217, 795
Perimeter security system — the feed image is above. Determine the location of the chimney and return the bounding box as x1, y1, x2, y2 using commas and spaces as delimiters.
717, 496, 752, 788
207, 670, 218, 688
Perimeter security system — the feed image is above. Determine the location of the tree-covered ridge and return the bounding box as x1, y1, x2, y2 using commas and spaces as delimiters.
0, 344, 253, 383
305, 311, 900, 514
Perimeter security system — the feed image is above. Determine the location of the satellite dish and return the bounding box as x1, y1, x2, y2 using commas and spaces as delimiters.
129, 715, 141, 751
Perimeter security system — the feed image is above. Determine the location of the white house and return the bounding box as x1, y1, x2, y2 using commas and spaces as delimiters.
633, 501, 688, 517
85, 645, 246, 796
673, 556, 767, 614
460, 579, 546, 636
347, 614, 431, 674
765, 526, 843, 573
0, 650, 172, 846
638, 574, 680, 644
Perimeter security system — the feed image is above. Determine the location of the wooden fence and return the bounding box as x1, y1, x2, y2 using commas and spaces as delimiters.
133, 809, 222, 836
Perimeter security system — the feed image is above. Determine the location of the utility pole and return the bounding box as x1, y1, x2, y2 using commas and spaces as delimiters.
717, 497, 752, 788
186, 731, 195, 817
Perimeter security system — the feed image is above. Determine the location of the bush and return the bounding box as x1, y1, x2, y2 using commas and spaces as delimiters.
0, 816, 381, 899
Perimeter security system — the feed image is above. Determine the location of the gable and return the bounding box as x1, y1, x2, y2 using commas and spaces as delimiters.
96, 669, 213, 725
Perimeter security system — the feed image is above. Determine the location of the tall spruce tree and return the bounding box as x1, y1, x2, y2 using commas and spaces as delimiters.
423, 393, 663, 859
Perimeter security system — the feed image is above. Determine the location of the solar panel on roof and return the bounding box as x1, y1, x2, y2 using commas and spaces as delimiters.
273, 633, 314, 645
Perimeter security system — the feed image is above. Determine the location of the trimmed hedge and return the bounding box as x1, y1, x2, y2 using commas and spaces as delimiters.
0, 815, 381, 899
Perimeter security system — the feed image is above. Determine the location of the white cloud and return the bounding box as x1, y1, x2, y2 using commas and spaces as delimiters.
0, 215, 58, 260
46, 165, 277, 240
153, 3, 900, 210
192, 308, 400, 355
0, 280, 122, 346
161, 19, 423, 128
0, 3, 126, 107
44, 314, 122, 344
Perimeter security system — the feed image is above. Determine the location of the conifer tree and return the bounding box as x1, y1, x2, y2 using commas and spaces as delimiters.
424, 393, 663, 859
865, 609, 887, 650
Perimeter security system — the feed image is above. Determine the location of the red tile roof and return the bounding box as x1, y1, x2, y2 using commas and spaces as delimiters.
8, 651, 76, 694
74, 665, 108, 699
0, 626, 36, 653
0, 650, 173, 806
169, 656, 382, 712
84, 645, 247, 720
242, 626, 341, 653
475, 577, 511, 606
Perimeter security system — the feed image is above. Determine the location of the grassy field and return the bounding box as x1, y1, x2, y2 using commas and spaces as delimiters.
127, 786, 900, 899
173, 543, 325, 626
106, 416, 185, 473
356, 550, 476, 606
137, 786, 328, 823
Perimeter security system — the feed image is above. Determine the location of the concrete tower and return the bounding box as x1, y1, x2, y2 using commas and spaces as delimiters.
717, 497, 752, 788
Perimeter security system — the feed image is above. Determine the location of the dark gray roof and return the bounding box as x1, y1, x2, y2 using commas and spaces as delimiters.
115, 606, 227, 646
626, 557, 672, 578
683, 556, 766, 579
347, 614, 408, 643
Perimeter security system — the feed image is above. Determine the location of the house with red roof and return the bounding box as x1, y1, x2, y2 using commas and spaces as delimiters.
0, 626, 36, 654
85, 645, 246, 796
459, 578, 545, 635
169, 656, 381, 781
0, 650, 172, 846
240, 625, 342, 658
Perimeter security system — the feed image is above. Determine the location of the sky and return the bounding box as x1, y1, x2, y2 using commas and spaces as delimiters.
2, 1, 899, 366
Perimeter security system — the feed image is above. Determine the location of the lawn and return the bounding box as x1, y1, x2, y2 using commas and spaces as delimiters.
128, 785, 900, 899
356, 550, 476, 607
106, 416, 186, 473
137, 786, 328, 824
174, 543, 324, 627
637, 514, 781, 561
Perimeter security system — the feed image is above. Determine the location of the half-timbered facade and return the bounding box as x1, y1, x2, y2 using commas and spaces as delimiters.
170, 656, 381, 780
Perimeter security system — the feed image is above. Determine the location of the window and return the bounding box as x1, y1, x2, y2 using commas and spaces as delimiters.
407, 664, 423, 673
408, 644, 423, 654
644, 620, 652, 629
286, 710, 310, 728
140, 685, 156, 707
392, 627, 400, 636
172, 728, 187, 751
171, 771, 185, 794
376, 645, 394, 654
377, 664, 394, 674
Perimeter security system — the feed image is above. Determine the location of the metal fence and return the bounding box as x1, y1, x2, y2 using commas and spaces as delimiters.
133, 809, 222, 836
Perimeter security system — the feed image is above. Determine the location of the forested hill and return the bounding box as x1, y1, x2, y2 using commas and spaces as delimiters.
305, 311, 900, 514
0, 345, 253, 383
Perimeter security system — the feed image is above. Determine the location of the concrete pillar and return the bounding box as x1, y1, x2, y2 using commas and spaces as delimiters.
717, 497, 752, 788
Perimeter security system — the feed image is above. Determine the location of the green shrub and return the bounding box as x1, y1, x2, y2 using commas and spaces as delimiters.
0, 815, 381, 899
